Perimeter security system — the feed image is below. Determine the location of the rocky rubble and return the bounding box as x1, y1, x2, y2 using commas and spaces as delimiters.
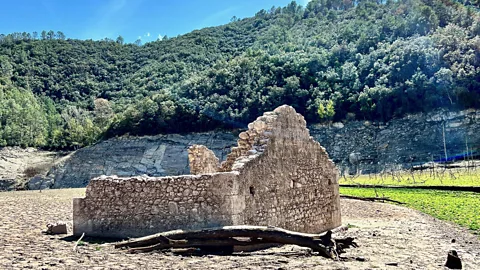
27, 175, 54, 190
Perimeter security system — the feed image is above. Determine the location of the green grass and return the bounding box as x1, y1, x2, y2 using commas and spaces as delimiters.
340, 169, 480, 187
340, 187, 480, 232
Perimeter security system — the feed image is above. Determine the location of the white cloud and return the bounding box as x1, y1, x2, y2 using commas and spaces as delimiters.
158, 34, 163, 40
138, 36, 142, 40
146, 32, 150, 37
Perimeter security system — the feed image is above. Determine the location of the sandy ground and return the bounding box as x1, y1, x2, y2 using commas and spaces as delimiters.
0, 189, 478, 270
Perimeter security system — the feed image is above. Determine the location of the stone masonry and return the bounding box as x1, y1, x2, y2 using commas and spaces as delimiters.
73, 105, 341, 238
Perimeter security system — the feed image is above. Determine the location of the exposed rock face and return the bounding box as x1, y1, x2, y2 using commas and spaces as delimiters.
52, 133, 236, 188
73, 105, 341, 238
312, 109, 480, 174
27, 175, 54, 190
0, 147, 57, 190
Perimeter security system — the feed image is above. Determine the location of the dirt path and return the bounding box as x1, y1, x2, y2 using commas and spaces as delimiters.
0, 189, 478, 269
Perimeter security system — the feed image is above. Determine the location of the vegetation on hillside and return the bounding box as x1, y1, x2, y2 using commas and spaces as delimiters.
0, 0, 479, 149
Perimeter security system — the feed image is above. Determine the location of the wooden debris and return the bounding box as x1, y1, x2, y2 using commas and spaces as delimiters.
114, 225, 357, 259
73, 233, 85, 252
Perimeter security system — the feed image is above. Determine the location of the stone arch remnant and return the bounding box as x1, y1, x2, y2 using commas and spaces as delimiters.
73, 105, 341, 238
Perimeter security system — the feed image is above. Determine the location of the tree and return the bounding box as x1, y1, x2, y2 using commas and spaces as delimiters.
56, 31, 66, 40
317, 100, 335, 122
116, 35, 124, 45
41, 30, 47, 40
93, 98, 114, 129
0, 56, 13, 78
47, 30, 55, 40
0, 82, 48, 147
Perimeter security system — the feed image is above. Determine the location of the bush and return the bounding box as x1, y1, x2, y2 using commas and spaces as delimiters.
23, 163, 52, 178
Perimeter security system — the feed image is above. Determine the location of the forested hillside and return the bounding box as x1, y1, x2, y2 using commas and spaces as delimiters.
0, 0, 479, 149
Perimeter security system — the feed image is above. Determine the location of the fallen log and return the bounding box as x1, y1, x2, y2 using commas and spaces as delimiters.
127, 237, 269, 254
340, 194, 405, 205
115, 225, 357, 259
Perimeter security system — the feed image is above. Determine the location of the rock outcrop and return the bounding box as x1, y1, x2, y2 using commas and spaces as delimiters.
0, 147, 57, 190
27, 175, 54, 190
311, 109, 480, 174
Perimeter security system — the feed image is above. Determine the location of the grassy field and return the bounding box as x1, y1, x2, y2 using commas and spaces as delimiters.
340, 187, 480, 232
340, 169, 480, 187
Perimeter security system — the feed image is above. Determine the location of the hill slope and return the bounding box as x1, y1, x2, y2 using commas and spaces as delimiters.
0, 0, 479, 149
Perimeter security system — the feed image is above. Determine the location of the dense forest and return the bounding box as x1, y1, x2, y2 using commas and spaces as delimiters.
0, 0, 479, 149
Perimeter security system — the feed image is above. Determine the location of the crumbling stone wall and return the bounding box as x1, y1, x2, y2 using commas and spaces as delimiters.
73, 173, 242, 238
233, 106, 340, 233
188, 145, 220, 175
73, 105, 341, 238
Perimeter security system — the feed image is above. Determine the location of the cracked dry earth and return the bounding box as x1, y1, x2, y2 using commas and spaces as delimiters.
0, 189, 479, 270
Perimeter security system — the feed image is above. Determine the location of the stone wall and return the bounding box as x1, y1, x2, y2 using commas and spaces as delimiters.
73, 173, 240, 238
232, 106, 341, 233
188, 145, 220, 175
73, 105, 341, 238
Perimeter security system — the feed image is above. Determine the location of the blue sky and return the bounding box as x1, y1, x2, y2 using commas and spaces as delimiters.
2, 0, 310, 43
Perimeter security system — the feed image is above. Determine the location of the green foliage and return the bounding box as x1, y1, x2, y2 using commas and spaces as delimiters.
317, 100, 335, 122
0, 81, 48, 147
340, 187, 480, 231
0, 0, 479, 148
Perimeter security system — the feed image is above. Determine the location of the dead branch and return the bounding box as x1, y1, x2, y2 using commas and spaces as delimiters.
73, 232, 85, 252
114, 225, 357, 259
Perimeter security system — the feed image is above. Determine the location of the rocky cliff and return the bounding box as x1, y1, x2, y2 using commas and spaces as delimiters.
47, 109, 479, 189
311, 109, 480, 174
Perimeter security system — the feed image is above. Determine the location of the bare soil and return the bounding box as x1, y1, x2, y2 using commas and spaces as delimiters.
0, 189, 478, 269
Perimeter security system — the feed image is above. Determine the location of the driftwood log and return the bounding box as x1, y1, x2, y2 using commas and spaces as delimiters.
115, 225, 357, 259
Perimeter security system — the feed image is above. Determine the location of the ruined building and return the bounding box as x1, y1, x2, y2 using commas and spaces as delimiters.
73, 105, 341, 238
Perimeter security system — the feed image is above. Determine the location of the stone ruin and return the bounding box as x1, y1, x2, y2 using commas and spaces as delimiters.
73, 105, 341, 238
